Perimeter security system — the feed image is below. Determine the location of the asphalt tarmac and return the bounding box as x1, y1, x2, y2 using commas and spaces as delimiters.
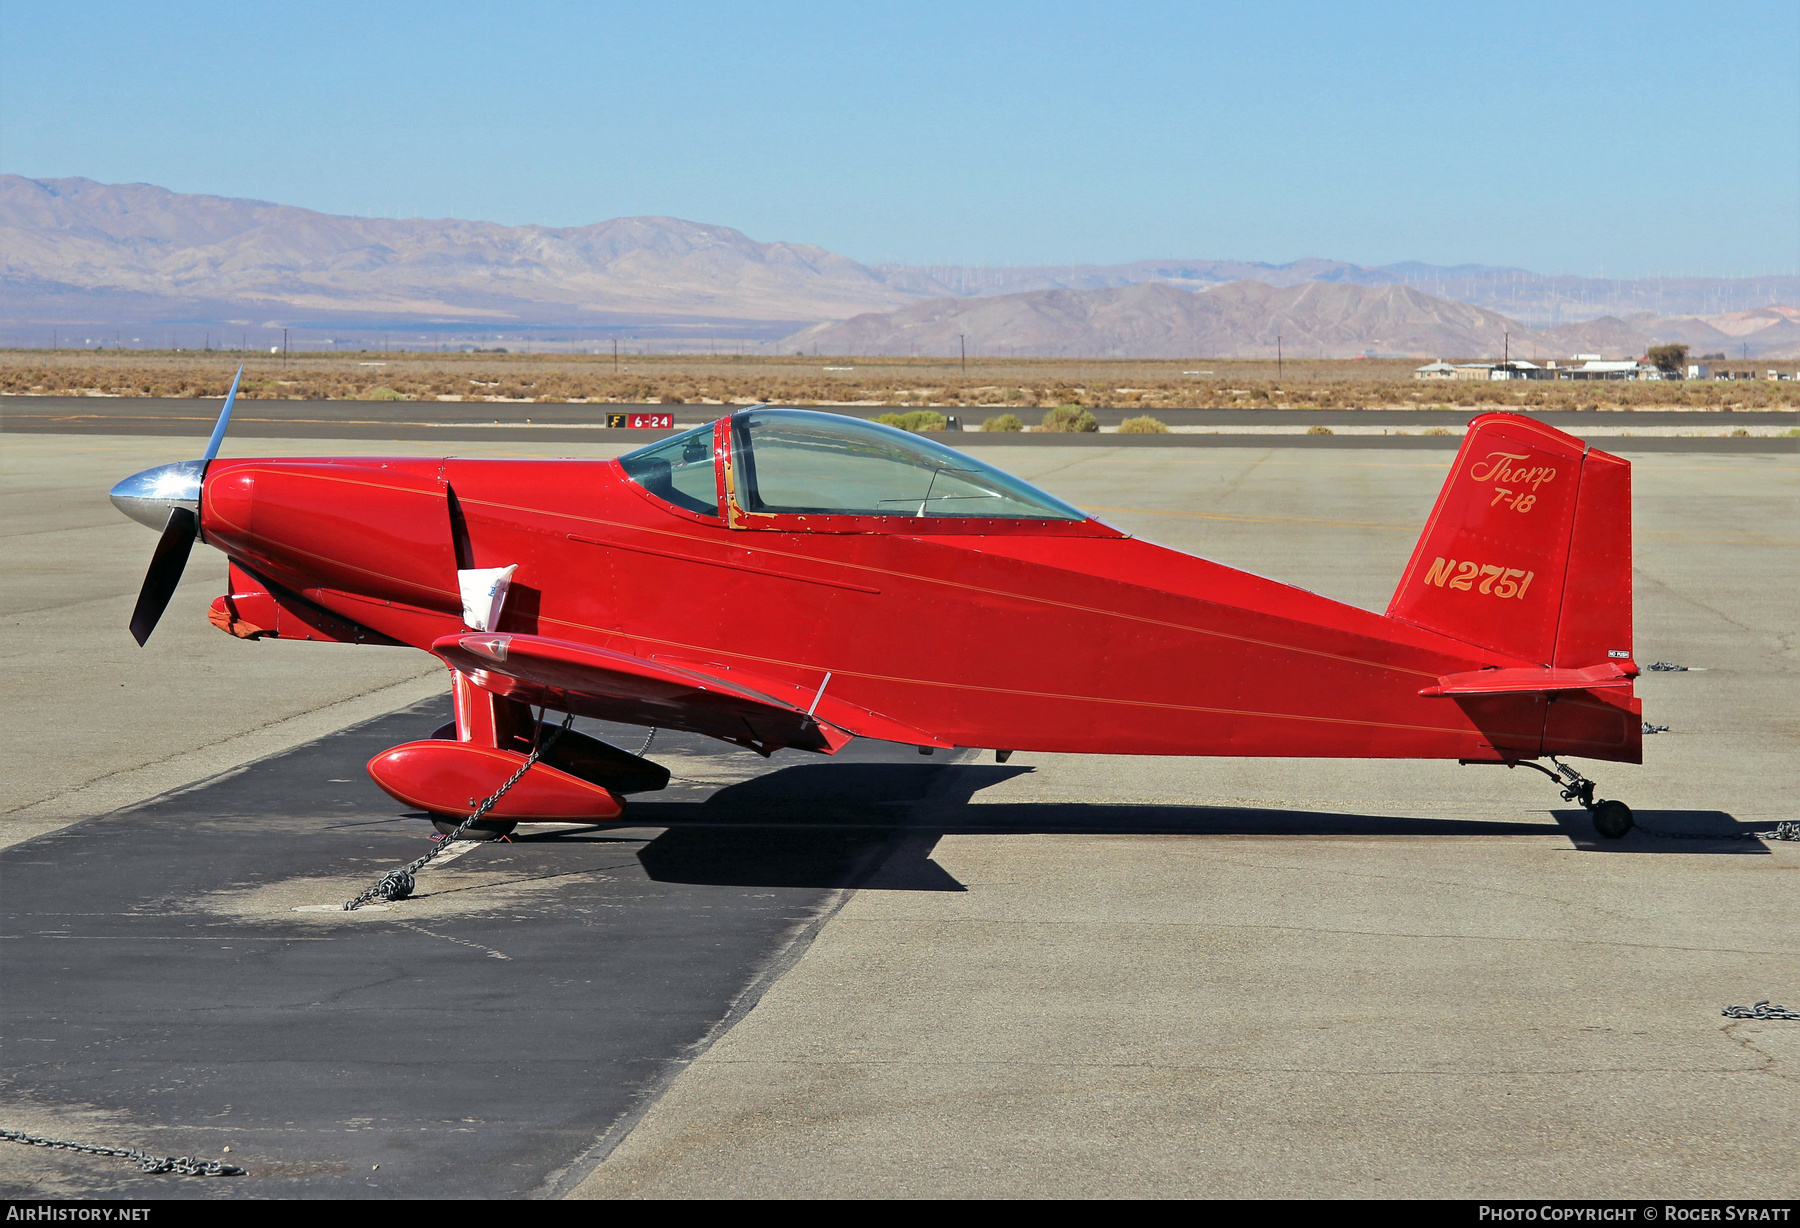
0, 706, 961, 1198
2, 427, 1794, 1198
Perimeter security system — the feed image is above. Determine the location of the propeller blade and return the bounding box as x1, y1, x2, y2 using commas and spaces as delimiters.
203, 366, 243, 463
128, 506, 198, 646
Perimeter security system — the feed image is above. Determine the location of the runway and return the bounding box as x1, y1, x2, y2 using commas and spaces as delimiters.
2, 426, 1795, 1198
3, 396, 1795, 450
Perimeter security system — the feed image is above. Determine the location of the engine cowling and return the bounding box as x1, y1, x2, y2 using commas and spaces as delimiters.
203, 459, 460, 612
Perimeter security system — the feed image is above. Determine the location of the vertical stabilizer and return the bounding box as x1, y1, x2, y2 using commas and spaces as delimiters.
1387, 413, 1632, 669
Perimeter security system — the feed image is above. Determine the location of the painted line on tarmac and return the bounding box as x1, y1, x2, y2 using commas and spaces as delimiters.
1081, 504, 1417, 531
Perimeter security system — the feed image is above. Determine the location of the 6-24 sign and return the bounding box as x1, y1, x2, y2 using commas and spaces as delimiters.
607, 412, 675, 429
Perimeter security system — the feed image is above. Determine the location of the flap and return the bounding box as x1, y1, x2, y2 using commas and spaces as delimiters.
431, 633, 952, 755
1420, 662, 1635, 698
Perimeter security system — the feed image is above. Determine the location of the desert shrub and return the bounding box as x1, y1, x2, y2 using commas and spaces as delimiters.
981, 413, 1024, 432
1306, 425, 1333, 435
1423, 426, 1454, 436
366, 386, 406, 401
876, 409, 947, 433
1042, 404, 1099, 433
1117, 415, 1169, 434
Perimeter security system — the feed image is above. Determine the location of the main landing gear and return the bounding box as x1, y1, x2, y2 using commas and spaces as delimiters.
427, 720, 517, 840
1518, 757, 1634, 839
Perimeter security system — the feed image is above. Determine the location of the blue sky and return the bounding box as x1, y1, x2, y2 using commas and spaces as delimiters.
3, 0, 1795, 276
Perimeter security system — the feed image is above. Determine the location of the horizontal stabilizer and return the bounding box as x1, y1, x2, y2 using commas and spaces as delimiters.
1420, 662, 1634, 698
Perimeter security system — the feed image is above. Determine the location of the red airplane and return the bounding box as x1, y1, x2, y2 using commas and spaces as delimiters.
111, 372, 1643, 843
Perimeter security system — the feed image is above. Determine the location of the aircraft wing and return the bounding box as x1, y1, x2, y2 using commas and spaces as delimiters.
431, 632, 953, 755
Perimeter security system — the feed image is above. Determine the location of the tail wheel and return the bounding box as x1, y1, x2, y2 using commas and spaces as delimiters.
1592, 800, 1633, 840
431, 816, 518, 841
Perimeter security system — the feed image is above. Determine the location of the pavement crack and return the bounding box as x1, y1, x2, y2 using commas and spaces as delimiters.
1016, 451, 1115, 485
1720, 1021, 1798, 1085
1635, 570, 1765, 639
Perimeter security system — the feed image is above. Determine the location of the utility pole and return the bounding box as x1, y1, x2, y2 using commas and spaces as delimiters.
1276, 335, 1282, 380
283, 328, 289, 368
1504, 331, 1509, 369
613, 339, 619, 372
960, 334, 966, 374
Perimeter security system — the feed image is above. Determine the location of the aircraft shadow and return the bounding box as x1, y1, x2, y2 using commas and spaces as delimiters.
1551, 809, 1771, 855
610, 763, 1775, 891
630, 763, 1017, 890
508, 766, 1773, 890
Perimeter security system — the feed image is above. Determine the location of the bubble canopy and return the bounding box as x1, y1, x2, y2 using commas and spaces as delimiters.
621, 409, 1087, 523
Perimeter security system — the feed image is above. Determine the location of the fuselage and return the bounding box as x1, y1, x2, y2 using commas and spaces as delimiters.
197, 448, 1636, 763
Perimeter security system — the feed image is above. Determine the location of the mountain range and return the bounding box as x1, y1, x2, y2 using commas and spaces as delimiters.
2, 175, 1794, 357
786, 282, 1800, 361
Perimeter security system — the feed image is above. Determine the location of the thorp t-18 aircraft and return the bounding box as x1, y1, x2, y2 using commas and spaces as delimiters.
111, 372, 1644, 841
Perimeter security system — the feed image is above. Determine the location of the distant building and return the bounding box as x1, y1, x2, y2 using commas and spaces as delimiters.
1561, 360, 1642, 381
1454, 363, 1495, 381
1491, 361, 1547, 381
1686, 364, 1710, 380
1413, 361, 1458, 380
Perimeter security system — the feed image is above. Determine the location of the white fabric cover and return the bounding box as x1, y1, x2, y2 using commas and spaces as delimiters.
458, 565, 517, 632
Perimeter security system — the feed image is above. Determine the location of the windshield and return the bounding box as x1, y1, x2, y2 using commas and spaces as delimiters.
731, 409, 1085, 520
618, 423, 719, 515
